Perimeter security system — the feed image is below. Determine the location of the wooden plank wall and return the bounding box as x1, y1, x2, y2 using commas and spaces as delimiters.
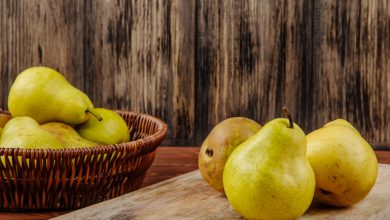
0, 0, 389, 146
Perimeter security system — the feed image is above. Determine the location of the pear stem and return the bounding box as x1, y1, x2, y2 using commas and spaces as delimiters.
86, 108, 103, 121
282, 107, 294, 128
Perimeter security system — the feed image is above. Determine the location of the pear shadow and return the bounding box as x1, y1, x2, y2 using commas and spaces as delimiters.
305, 200, 352, 216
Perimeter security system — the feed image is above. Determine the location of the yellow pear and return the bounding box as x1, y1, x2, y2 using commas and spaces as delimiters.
41, 122, 98, 149
306, 119, 378, 207
0, 117, 63, 149
0, 117, 63, 168
324, 119, 360, 134
223, 108, 315, 219
77, 108, 130, 145
8, 67, 101, 125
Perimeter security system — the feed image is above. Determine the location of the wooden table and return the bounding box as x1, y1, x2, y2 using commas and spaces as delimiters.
0, 147, 388, 220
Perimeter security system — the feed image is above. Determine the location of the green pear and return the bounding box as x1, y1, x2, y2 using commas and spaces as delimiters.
77, 108, 130, 145
198, 117, 261, 193
8, 67, 102, 125
306, 119, 378, 207
223, 109, 315, 220
41, 122, 98, 149
0, 117, 63, 168
0, 117, 63, 149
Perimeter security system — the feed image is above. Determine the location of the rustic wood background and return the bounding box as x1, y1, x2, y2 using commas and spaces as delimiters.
0, 0, 389, 147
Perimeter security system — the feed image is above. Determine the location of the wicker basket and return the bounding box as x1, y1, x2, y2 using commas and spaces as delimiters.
0, 109, 167, 210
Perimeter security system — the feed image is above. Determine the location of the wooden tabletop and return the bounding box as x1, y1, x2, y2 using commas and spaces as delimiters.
0, 147, 388, 220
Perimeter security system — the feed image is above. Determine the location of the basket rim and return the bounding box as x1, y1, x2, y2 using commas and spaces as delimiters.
0, 109, 168, 156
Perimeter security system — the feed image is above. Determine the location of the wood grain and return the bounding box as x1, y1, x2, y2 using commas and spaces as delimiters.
0, 0, 389, 146
170, 0, 196, 146
312, 0, 390, 144
195, 0, 314, 144
0, 0, 85, 103
53, 164, 390, 220
82, 0, 195, 146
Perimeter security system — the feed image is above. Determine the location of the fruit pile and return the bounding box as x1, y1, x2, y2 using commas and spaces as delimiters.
0, 67, 130, 150
199, 108, 378, 220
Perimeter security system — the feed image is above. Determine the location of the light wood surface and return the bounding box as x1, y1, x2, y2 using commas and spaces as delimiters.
54, 164, 390, 220
1, 1, 390, 146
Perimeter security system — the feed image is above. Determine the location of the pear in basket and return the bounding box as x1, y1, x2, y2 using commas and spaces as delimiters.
77, 108, 130, 145
8, 67, 102, 125
0, 117, 63, 167
41, 122, 98, 148
0, 117, 62, 149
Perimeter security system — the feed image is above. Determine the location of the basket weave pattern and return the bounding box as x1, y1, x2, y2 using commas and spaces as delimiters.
0, 110, 167, 210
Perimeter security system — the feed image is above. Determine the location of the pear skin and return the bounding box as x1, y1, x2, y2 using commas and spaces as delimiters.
8, 67, 101, 125
324, 119, 360, 134
77, 108, 130, 145
41, 122, 98, 149
0, 117, 63, 168
0, 117, 63, 149
307, 119, 378, 207
223, 110, 315, 220
198, 117, 261, 193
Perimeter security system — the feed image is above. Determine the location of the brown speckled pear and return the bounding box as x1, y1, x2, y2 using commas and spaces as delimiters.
198, 117, 261, 193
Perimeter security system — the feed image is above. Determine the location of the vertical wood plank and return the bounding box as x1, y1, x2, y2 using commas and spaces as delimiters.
195, 0, 313, 145
0, 0, 85, 107
312, 0, 390, 144
170, 0, 196, 145
83, 0, 195, 145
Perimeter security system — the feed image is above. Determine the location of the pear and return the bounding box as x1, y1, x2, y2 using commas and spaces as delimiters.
223, 108, 315, 220
0, 117, 63, 168
8, 67, 102, 125
41, 122, 98, 149
0, 117, 63, 149
324, 119, 360, 134
0, 113, 11, 128
77, 108, 130, 145
306, 119, 378, 207
198, 117, 261, 193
